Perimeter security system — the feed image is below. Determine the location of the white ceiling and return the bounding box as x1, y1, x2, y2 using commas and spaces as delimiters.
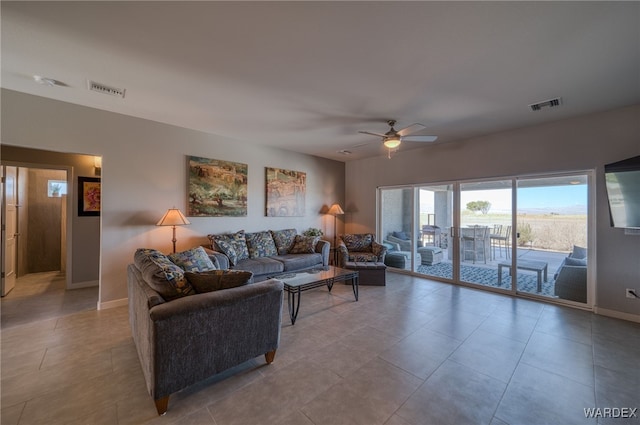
2, 1, 639, 161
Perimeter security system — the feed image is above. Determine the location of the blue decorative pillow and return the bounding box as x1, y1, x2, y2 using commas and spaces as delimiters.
271, 229, 298, 255
169, 246, 217, 272
571, 245, 587, 259
210, 230, 249, 266
393, 231, 410, 240
289, 235, 320, 254
246, 231, 278, 258
134, 248, 195, 300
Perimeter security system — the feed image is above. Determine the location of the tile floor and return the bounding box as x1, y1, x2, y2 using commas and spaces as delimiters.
1, 271, 639, 425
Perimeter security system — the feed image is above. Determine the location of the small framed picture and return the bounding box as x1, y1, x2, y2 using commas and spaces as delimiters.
78, 176, 101, 216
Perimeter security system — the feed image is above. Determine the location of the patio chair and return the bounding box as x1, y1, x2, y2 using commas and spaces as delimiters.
490, 225, 511, 260
461, 225, 488, 264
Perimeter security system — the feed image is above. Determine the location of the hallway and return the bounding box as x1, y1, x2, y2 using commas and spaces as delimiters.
1, 272, 98, 329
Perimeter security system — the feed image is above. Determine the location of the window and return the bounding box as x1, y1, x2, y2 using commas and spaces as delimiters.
48, 180, 67, 197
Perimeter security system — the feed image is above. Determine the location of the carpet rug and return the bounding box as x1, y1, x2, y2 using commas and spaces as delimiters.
417, 262, 555, 296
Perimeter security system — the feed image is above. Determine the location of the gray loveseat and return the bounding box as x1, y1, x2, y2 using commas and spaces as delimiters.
128, 248, 284, 415
207, 229, 329, 281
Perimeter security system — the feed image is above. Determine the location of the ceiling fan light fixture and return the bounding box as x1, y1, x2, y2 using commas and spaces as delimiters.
383, 137, 401, 149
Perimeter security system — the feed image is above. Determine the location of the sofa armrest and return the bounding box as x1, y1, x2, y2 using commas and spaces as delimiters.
315, 240, 330, 266
337, 238, 349, 267
372, 240, 388, 262
146, 279, 284, 400
554, 266, 587, 303
202, 247, 230, 270
386, 235, 411, 251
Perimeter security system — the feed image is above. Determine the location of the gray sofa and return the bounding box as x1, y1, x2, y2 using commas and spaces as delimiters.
128, 250, 284, 415
207, 229, 329, 281
553, 245, 587, 303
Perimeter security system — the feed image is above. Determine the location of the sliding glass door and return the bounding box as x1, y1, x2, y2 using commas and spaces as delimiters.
415, 185, 454, 280
459, 180, 513, 290
379, 171, 591, 306
515, 175, 589, 302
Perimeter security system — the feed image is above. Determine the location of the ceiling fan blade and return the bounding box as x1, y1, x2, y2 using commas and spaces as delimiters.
358, 130, 387, 138
397, 123, 426, 136
402, 135, 438, 142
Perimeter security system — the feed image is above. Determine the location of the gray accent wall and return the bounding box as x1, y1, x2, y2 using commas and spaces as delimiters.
1, 89, 345, 307
345, 104, 640, 319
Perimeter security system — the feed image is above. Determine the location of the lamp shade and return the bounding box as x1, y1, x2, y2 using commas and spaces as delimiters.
383, 137, 401, 149
157, 208, 191, 226
327, 203, 344, 215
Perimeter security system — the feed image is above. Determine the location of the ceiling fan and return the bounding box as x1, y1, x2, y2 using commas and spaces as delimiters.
358, 119, 437, 157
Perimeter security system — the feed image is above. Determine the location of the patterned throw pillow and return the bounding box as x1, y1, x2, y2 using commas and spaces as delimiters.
168, 246, 217, 272
271, 229, 298, 255
246, 231, 278, 258
185, 270, 253, 293
134, 248, 195, 300
289, 235, 320, 254
342, 234, 374, 252
209, 230, 250, 266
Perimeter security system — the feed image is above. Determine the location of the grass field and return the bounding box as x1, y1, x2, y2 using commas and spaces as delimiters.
421, 212, 587, 253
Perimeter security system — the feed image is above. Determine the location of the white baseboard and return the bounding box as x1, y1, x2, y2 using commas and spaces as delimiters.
594, 306, 640, 324
68, 280, 99, 290
98, 297, 128, 310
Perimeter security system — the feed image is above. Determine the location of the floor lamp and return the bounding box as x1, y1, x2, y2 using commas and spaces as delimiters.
157, 208, 191, 253
327, 203, 344, 265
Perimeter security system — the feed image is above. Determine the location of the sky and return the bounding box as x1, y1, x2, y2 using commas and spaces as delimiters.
421, 185, 588, 214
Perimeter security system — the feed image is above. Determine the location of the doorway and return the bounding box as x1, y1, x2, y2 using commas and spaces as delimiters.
379, 171, 593, 308
1, 165, 70, 296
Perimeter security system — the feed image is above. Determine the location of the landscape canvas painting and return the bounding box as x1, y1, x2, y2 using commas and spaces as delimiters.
188, 156, 248, 217
266, 167, 306, 217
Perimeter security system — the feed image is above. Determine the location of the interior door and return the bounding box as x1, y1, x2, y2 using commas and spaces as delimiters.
2, 165, 18, 296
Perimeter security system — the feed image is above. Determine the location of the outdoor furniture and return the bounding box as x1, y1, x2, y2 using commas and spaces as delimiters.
344, 261, 386, 286
498, 259, 548, 292
490, 225, 511, 260
461, 226, 489, 264
384, 251, 408, 269
418, 246, 443, 265
421, 225, 442, 247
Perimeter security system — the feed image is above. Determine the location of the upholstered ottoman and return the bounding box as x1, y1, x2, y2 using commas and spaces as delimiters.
344, 261, 386, 286
418, 246, 443, 266
384, 252, 406, 269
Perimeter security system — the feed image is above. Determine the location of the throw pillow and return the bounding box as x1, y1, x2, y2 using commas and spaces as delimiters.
134, 248, 195, 300
393, 231, 410, 240
571, 245, 587, 259
209, 230, 250, 266
342, 234, 373, 252
246, 231, 278, 258
185, 270, 253, 293
289, 235, 320, 254
565, 257, 587, 267
271, 229, 298, 255
168, 246, 217, 272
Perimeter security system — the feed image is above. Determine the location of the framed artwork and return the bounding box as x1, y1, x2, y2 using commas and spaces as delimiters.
266, 167, 306, 217
187, 156, 248, 217
78, 177, 101, 216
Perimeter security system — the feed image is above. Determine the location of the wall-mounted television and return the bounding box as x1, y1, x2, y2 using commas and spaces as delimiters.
605, 154, 640, 229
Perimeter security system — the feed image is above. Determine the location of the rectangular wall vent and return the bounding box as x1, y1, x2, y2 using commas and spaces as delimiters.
88, 80, 126, 98
529, 97, 562, 111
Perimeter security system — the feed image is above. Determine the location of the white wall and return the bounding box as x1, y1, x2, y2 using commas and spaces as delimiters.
1, 89, 345, 307
346, 104, 640, 319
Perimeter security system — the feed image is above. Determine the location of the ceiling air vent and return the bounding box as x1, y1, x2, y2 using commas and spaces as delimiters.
529, 97, 562, 111
88, 80, 126, 98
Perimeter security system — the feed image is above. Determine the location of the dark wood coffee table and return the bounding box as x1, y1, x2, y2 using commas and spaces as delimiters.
272, 266, 358, 325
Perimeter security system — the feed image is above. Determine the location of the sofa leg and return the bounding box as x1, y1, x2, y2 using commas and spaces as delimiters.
265, 349, 277, 364
154, 396, 170, 416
